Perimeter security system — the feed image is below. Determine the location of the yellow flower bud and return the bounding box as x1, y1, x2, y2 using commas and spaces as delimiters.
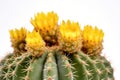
30, 11, 59, 46
59, 20, 82, 53
31, 11, 58, 34
26, 31, 45, 50
9, 27, 27, 42
25, 31, 45, 57
9, 27, 27, 54
82, 25, 104, 55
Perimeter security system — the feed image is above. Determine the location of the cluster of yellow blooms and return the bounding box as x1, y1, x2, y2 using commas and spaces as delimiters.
9, 11, 104, 55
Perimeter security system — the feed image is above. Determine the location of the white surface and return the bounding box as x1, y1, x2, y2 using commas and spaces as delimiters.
0, 0, 120, 79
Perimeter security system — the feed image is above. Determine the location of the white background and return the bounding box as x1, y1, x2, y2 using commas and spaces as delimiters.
0, 0, 120, 79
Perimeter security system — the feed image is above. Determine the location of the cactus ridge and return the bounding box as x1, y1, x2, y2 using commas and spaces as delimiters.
78, 52, 100, 80
100, 56, 114, 80
43, 52, 58, 80
56, 52, 74, 80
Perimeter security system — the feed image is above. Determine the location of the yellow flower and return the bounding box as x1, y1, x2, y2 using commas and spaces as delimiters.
25, 31, 45, 50
59, 20, 82, 53
9, 27, 27, 42
83, 25, 104, 45
60, 20, 81, 42
30, 11, 58, 35
82, 25, 104, 55
30, 11, 59, 46
9, 27, 27, 54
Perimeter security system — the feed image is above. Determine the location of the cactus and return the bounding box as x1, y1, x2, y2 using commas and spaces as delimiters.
0, 11, 114, 80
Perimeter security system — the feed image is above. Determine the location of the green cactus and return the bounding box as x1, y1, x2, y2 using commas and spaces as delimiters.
0, 51, 114, 80
0, 11, 114, 80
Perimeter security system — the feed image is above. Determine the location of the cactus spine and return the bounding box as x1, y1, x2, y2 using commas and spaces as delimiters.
0, 11, 114, 80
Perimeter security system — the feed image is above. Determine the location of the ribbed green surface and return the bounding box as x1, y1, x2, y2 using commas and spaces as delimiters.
70, 54, 88, 80
0, 51, 114, 80
56, 52, 73, 80
0, 54, 14, 80
90, 55, 108, 80
43, 52, 58, 80
29, 52, 48, 80
100, 56, 114, 80
77, 52, 99, 80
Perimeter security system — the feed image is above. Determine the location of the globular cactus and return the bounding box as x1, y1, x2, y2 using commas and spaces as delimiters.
0, 11, 114, 80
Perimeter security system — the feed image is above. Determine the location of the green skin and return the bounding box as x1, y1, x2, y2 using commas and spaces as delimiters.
0, 50, 114, 80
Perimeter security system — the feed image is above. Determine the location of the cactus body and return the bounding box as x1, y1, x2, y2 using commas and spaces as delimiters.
0, 11, 114, 80
0, 51, 114, 80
